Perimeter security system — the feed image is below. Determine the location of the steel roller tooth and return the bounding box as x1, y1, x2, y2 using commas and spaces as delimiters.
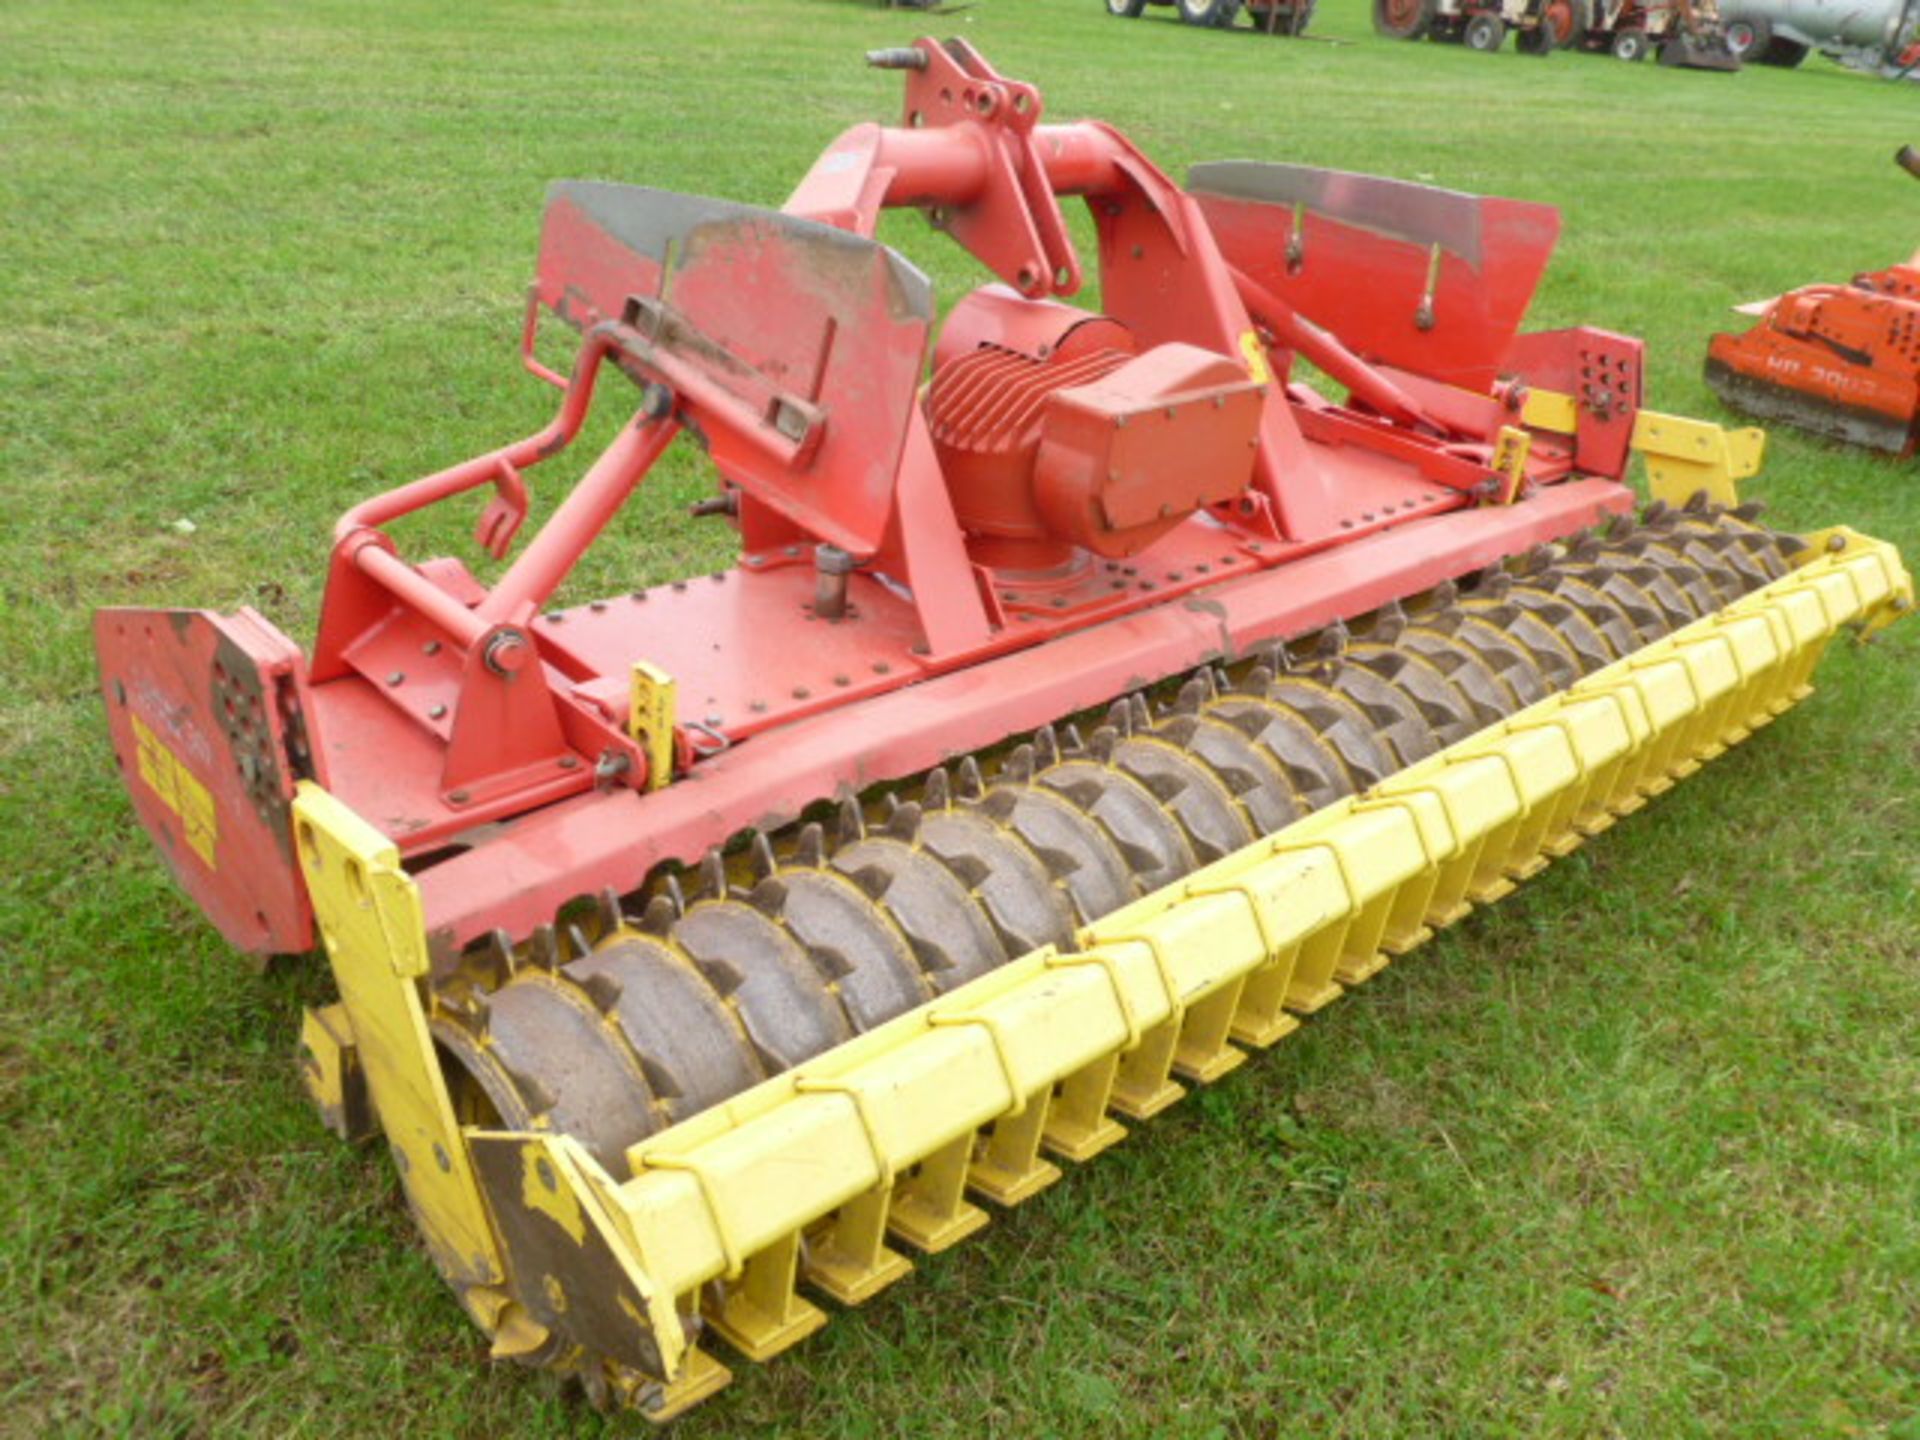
1395, 632, 1526, 721
967, 761, 1136, 925
565, 935, 767, 1132
1661, 507, 1790, 592
1151, 678, 1306, 837
1552, 550, 1675, 643
1340, 632, 1483, 745
1032, 733, 1199, 896
1202, 694, 1343, 812
667, 853, 859, 1070
754, 832, 933, 1033
526, 923, 563, 972
909, 781, 1078, 961
1294, 655, 1441, 770
1638, 532, 1751, 607
828, 804, 1010, 994
429, 967, 665, 1175
1569, 551, 1701, 631
1617, 540, 1727, 616
1216, 664, 1379, 805
1469, 573, 1612, 680
1522, 565, 1645, 658
1408, 583, 1555, 710
1091, 697, 1255, 864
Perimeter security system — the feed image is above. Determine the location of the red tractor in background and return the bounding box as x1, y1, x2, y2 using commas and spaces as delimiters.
1107, 0, 1317, 36
1374, 0, 1565, 55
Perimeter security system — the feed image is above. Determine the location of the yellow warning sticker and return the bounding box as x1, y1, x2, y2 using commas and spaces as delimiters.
1238, 329, 1274, 387
132, 714, 218, 869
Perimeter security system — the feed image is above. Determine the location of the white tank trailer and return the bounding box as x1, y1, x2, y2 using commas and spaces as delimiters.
1720, 0, 1920, 74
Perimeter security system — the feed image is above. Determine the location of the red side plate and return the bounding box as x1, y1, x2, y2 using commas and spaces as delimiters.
94, 607, 321, 954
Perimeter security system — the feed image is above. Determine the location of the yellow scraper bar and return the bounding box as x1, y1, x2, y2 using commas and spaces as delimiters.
294, 530, 1910, 1422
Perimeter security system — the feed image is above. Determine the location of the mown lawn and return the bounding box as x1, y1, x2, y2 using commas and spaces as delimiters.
2, 0, 1916, 1435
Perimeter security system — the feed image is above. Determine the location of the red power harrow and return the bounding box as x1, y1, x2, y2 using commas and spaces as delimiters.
94, 39, 1910, 1420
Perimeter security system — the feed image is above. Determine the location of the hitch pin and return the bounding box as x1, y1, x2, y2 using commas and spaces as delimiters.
814, 544, 855, 622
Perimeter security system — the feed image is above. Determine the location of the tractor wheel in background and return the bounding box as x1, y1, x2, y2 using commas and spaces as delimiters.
1540, 0, 1589, 48
1722, 14, 1768, 54
1258, 0, 1318, 33
1375, 0, 1438, 38
1516, 21, 1557, 51
1177, 0, 1244, 24
1757, 35, 1808, 64
1611, 25, 1650, 57
1464, 11, 1508, 48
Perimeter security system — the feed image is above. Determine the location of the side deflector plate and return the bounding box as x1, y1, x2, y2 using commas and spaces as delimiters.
93, 607, 319, 954
535, 183, 935, 556
1188, 162, 1560, 392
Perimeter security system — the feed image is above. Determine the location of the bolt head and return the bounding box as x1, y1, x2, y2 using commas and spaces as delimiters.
484, 632, 529, 675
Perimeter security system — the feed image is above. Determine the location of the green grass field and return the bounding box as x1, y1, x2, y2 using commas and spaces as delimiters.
3, 0, 1918, 1434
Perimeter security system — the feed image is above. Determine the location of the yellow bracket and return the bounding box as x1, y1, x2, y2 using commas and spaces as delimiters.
1491, 426, 1531, 504
298, 1001, 373, 1142
629, 661, 676, 792
1631, 410, 1767, 509
1521, 386, 1579, 435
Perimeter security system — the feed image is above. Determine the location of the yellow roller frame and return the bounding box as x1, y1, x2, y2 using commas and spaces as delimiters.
294, 529, 1910, 1421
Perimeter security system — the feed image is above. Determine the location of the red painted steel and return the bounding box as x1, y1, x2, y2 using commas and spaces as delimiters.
414, 479, 1633, 955
95, 38, 1662, 955
94, 608, 321, 952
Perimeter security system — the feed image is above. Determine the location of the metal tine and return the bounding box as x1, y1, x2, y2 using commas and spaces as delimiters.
528, 924, 562, 972
1002, 741, 1037, 784
922, 766, 952, 810
1085, 725, 1118, 763
956, 754, 987, 800
591, 888, 624, 937
793, 821, 828, 868
749, 831, 778, 882
699, 849, 730, 900
484, 926, 518, 978
1034, 722, 1063, 768
882, 798, 922, 841
639, 894, 678, 937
